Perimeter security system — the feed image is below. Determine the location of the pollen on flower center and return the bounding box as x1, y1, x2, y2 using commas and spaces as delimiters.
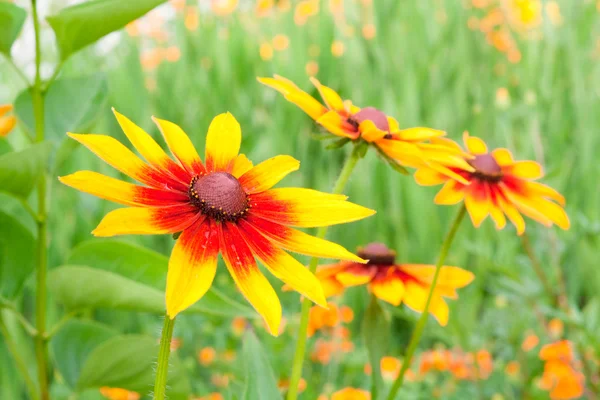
189, 172, 249, 221
352, 107, 390, 132
468, 153, 503, 181
357, 242, 396, 266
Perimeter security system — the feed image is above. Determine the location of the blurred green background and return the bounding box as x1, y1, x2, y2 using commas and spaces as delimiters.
1, 0, 599, 399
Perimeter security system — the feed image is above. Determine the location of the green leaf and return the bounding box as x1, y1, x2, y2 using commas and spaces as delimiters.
50, 320, 117, 388
362, 296, 390, 400
0, 142, 51, 199
77, 334, 189, 395
0, 2, 26, 56
325, 138, 351, 150
67, 240, 255, 317
0, 212, 35, 299
241, 330, 281, 400
14, 76, 108, 141
0, 139, 12, 156
47, 0, 167, 61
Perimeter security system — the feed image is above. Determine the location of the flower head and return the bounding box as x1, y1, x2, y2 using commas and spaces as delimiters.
415, 132, 569, 235
539, 340, 585, 400
331, 387, 370, 400
315, 242, 474, 326
99, 387, 140, 400
258, 75, 474, 183
60, 110, 374, 335
0, 104, 17, 137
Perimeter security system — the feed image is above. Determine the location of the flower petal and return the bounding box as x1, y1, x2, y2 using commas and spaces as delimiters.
403, 281, 450, 326
59, 171, 189, 207
488, 187, 507, 230
370, 275, 405, 306
238, 221, 327, 307
501, 185, 570, 230
376, 140, 424, 167
504, 160, 544, 180
434, 180, 466, 205
113, 109, 190, 183
359, 120, 388, 142
393, 127, 446, 142
92, 204, 200, 237
491, 148, 514, 166
257, 75, 327, 120
242, 215, 366, 262
316, 110, 359, 139
462, 132, 487, 155
0, 115, 16, 137
231, 154, 253, 178
464, 182, 491, 227
239, 155, 299, 194
152, 116, 205, 175
399, 265, 474, 289
218, 222, 282, 336
250, 188, 375, 228
67, 132, 185, 191
524, 181, 566, 206
496, 191, 526, 235
387, 116, 400, 132
205, 112, 241, 172
309, 77, 345, 112
166, 218, 219, 318
335, 264, 376, 287
414, 168, 447, 186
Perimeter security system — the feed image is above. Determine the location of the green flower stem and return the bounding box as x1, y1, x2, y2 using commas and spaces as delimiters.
153, 315, 176, 400
0, 314, 39, 400
386, 205, 467, 400
286, 143, 363, 400
31, 1, 49, 399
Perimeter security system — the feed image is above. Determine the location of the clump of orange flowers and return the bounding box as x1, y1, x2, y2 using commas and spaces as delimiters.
538, 341, 585, 400
419, 348, 494, 381
307, 302, 354, 337
99, 387, 140, 400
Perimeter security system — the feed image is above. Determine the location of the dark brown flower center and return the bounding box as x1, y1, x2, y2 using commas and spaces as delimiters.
189, 172, 248, 221
352, 107, 390, 132
357, 242, 396, 266
468, 153, 503, 182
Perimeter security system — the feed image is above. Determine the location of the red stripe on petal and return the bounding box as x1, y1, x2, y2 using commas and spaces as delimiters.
133, 186, 190, 206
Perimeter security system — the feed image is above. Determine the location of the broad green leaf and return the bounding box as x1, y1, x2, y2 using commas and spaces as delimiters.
0, 139, 12, 156
67, 240, 255, 317
0, 2, 26, 56
49, 265, 256, 317
47, 0, 167, 61
362, 296, 390, 400
0, 212, 35, 299
241, 330, 281, 400
77, 335, 189, 396
50, 320, 117, 388
0, 142, 51, 199
14, 76, 108, 141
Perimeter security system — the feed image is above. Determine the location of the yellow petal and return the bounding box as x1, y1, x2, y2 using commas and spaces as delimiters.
505, 160, 544, 179
250, 188, 376, 228
219, 222, 282, 336
59, 171, 189, 207
231, 154, 253, 178
239, 155, 299, 194
464, 183, 491, 227
400, 265, 475, 289
166, 218, 220, 318
309, 77, 345, 111
502, 186, 570, 230
336, 268, 376, 287
152, 116, 205, 175
403, 281, 450, 326
434, 181, 466, 205
414, 168, 447, 186
92, 205, 199, 237
370, 276, 405, 306
0, 104, 13, 116
316, 110, 358, 139
394, 127, 446, 142
360, 120, 388, 142
205, 112, 241, 172
489, 201, 507, 230
113, 109, 189, 182
524, 181, 565, 206
491, 148, 514, 166
0, 115, 16, 137
496, 192, 526, 235
387, 116, 400, 132
242, 215, 366, 263
239, 221, 327, 307
257, 76, 327, 120
462, 132, 488, 155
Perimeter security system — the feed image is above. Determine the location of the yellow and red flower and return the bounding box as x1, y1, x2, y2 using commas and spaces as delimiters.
415, 132, 569, 235
315, 242, 474, 326
60, 110, 374, 335
538, 340, 585, 400
258, 75, 474, 183
0, 104, 17, 137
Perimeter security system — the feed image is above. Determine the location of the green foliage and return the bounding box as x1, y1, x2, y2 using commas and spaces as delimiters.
241, 330, 281, 400
77, 335, 189, 396
0, 2, 26, 56
0, 212, 35, 300
0, 142, 51, 198
362, 296, 391, 400
51, 320, 118, 388
47, 0, 168, 61
0, 139, 12, 156
14, 76, 108, 141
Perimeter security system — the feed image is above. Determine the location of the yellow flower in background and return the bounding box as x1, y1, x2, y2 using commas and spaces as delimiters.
60, 110, 374, 335
315, 243, 474, 326
211, 0, 238, 16
0, 104, 17, 137
331, 387, 370, 400
258, 75, 474, 183
255, 0, 274, 17
331, 40, 345, 57
272, 34, 290, 51
506, 0, 542, 30
294, 0, 319, 25
99, 387, 140, 400
414, 132, 570, 235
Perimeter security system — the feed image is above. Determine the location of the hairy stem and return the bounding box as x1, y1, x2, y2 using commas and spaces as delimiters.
153, 315, 176, 400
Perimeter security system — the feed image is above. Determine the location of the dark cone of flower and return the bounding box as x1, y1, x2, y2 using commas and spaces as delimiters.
353, 107, 390, 132
357, 242, 396, 265
468, 153, 502, 177
191, 172, 248, 217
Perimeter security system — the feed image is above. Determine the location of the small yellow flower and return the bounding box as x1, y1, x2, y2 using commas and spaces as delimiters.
99, 387, 140, 400
0, 104, 17, 138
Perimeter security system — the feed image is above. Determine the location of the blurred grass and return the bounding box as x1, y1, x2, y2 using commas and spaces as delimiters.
1, 0, 599, 398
